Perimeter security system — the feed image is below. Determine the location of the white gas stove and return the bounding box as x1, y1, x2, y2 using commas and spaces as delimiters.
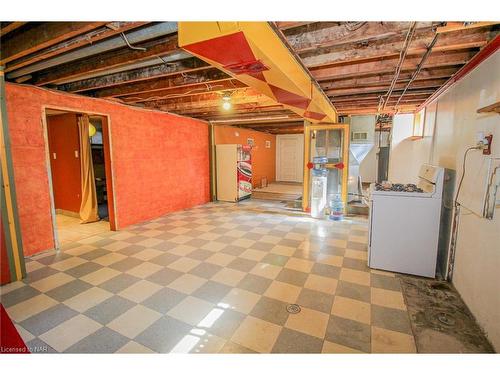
368, 164, 454, 278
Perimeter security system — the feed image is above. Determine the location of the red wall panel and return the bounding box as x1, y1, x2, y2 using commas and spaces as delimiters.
47, 113, 81, 213
5, 83, 210, 256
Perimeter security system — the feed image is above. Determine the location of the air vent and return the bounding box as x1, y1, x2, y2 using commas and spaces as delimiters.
352, 131, 368, 141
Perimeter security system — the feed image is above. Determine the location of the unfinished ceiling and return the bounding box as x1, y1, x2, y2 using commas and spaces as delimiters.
1, 21, 498, 134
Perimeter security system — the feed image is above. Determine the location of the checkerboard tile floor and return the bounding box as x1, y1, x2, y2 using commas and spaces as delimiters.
1, 200, 416, 353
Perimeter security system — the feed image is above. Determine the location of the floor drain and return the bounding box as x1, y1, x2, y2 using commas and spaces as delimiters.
286, 304, 301, 314
437, 312, 456, 326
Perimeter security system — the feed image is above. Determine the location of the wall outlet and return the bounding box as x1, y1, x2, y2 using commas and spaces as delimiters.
483, 134, 493, 155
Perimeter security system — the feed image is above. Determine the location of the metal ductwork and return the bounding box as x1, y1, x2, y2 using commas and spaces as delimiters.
178, 22, 337, 123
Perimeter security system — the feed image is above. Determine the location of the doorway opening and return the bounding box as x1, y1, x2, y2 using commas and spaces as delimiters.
253, 133, 304, 207
44, 108, 116, 247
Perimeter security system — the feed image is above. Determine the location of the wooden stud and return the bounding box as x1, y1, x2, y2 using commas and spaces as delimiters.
0, 67, 26, 282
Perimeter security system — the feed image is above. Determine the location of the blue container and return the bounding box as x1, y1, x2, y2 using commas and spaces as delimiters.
329, 194, 344, 221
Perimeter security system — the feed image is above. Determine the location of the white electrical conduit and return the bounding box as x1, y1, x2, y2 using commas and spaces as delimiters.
380, 22, 417, 111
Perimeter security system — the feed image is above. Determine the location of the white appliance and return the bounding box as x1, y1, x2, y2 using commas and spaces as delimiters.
368, 164, 453, 278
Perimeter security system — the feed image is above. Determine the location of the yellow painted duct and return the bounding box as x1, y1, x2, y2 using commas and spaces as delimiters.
178, 22, 337, 122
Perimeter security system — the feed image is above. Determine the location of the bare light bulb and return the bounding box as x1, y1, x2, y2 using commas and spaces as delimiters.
222, 101, 231, 110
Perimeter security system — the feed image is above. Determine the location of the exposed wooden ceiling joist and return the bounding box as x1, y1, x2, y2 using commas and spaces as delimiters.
149, 90, 270, 112
30, 34, 180, 86
0, 22, 107, 65
325, 78, 447, 97
57, 57, 210, 93
310, 50, 477, 81
0, 22, 27, 37
319, 66, 460, 89
5, 22, 149, 74
300, 27, 495, 67
436, 22, 500, 34
92, 68, 230, 98
120, 79, 247, 104
275, 22, 317, 30
235, 121, 304, 128
284, 22, 435, 54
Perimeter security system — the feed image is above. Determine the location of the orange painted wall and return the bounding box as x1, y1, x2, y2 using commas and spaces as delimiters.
5, 83, 210, 256
47, 113, 81, 213
215, 126, 276, 188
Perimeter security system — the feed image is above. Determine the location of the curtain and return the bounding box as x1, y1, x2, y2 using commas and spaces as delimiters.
78, 114, 99, 223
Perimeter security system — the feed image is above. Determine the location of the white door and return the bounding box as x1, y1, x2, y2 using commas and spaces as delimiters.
276, 134, 304, 182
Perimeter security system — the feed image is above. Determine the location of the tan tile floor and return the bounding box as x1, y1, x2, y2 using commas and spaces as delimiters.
55, 214, 109, 246
1, 200, 417, 353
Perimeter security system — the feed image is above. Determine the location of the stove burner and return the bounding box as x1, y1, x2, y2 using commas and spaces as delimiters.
375, 183, 424, 193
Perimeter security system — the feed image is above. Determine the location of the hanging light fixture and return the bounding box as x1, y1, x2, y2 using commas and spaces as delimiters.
221, 92, 232, 110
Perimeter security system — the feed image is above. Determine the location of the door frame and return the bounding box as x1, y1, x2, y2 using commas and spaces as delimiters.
302, 122, 350, 211
276, 134, 304, 183
41, 106, 118, 250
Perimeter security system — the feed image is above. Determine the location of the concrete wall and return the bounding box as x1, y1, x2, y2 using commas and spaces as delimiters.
387, 51, 500, 350
214, 125, 276, 188
5, 83, 210, 256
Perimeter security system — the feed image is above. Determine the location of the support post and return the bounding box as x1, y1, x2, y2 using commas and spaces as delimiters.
208, 121, 217, 202
0, 66, 26, 283
302, 120, 311, 211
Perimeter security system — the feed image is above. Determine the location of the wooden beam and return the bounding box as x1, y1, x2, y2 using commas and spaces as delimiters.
319, 66, 460, 89
174, 104, 287, 117
334, 98, 426, 108
205, 110, 298, 122
0, 22, 107, 65
0, 22, 26, 37
310, 50, 476, 81
121, 79, 246, 103
332, 90, 434, 106
209, 111, 300, 122
286, 22, 435, 54
152, 91, 272, 112
31, 34, 179, 86
336, 106, 417, 115
266, 128, 304, 134
325, 78, 447, 97
236, 121, 304, 128
323, 77, 448, 93
301, 27, 494, 67
331, 89, 435, 102
213, 116, 302, 125
5, 22, 148, 73
92, 68, 230, 98
436, 22, 500, 34
145, 88, 261, 106
58, 58, 210, 93
276, 22, 317, 30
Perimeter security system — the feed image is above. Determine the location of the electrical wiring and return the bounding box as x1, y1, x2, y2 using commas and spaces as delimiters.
344, 22, 367, 32
120, 32, 146, 51
454, 146, 481, 208
447, 145, 481, 280
394, 33, 440, 111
